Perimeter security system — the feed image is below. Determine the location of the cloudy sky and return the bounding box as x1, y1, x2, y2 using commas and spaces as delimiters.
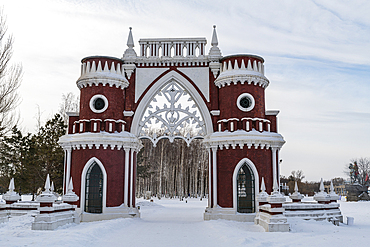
2, 0, 370, 182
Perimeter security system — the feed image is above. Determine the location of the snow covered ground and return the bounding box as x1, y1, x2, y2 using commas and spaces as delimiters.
0, 197, 369, 246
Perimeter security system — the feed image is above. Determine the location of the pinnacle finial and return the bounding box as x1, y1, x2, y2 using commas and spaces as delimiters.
127, 26, 134, 48
330, 180, 334, 193
260, 177, 266, 192
51, 181, 55, 192
68, 177, 74, 193
211, 25, 218, 47
44, 174, 51, 192
8, 178, 15, 192
294, 181, 298, 193
319, 178, 324, 192
273, 177, 279, 193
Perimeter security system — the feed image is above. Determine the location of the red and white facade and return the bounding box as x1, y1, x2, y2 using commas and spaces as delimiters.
59, 26, 285, 222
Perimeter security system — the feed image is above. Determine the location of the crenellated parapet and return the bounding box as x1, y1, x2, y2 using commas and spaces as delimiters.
214, 54, 269, 88
77, 56, 129, 89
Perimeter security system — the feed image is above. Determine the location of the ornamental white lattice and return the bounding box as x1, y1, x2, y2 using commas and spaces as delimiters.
138, 80, 206, 146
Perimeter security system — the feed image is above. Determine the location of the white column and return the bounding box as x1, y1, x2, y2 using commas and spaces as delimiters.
272, 147, 277, 191
124, 148, 130, 207
65, 147, 72, 194
208, 148, 212, 207
129, 149, 134, 207
63, 149, 67, 195
212, 146, 218, 207
277, 149, 281, 192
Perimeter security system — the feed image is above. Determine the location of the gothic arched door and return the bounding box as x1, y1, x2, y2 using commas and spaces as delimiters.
237, 164, 255, 213
85, 162, 103, 213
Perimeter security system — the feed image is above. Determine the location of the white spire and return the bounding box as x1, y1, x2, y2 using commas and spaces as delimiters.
208, 25, 222, 61
8, 178, 15, 192
51, 181, 55, 192
294, 181, 298, 193
330, 180, 334, 193
127, 27, 134, 48
260, 177, 266, 192
44, 174, 51, 192
68, 177, 74, 193
273, 177, 279, 193
319, 178, 324, 192
211, 25, 218, 47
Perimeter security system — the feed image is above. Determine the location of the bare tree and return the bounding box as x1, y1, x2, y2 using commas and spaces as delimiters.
58, 92, 79, 125
0, 9, 22, 136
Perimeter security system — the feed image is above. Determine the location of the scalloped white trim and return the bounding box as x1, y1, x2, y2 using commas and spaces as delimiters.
203, 129, 285, 150
214, 71, 269, 88
59, 132, 142, 152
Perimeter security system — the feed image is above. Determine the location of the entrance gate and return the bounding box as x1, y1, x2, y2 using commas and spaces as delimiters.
59, 26, 285, 222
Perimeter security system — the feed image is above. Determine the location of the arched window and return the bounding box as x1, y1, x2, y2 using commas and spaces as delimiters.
85, 162, 103, 213
237, 164, 255, 213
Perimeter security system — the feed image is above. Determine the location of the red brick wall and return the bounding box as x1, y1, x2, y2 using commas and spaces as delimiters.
216, 147, 273, 207
218, 83, 266, 120
70, 148, 125, 208
79, 85, 125, 121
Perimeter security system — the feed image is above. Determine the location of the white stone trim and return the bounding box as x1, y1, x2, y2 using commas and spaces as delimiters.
266, 110, 280, 116
80, 157, 107, 214
77, 60, 129, 89
236, 93, 255, 112
203, 129, 285, 150
89, 94, 109, 114
130, 70, 213, 136
210, 110, 220, 116
59, 132, 142, 152
123, 111, 134, 117
232, 158, 260, 213
214, 70, 269, 89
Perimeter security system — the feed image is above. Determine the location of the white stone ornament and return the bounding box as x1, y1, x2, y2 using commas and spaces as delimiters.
2, 178, 21, 202
138, 80, 206, 146
63, 177, 79, 203
314, 178, 329, 203
36, 174, 57, 203
290, 181, 304, 201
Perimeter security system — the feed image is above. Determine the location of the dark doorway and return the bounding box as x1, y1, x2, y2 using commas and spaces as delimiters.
237, 164, 255, 213
85, 162, 103, 213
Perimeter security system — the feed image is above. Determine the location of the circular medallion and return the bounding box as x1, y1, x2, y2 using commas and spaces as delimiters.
90, 94, 108, 113
237, 93, 255, 112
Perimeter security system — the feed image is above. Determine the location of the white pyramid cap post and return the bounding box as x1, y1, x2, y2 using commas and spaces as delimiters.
3, 178, 21, 203
36, 174, 57, 205
9, 178, 15, 192
268, 176, 286, 204
290, 181, 304, 202
314, 178, 329, 204
319, 178, 325, 193
68, 177, 74, 193
261, 177, 266, 193
63, 177, 79, 204
257, 177, 269, 205
294, 181, 298, 193
328, 180, 339, 202
51, 181, 55, 193
44, 174, 51, 193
